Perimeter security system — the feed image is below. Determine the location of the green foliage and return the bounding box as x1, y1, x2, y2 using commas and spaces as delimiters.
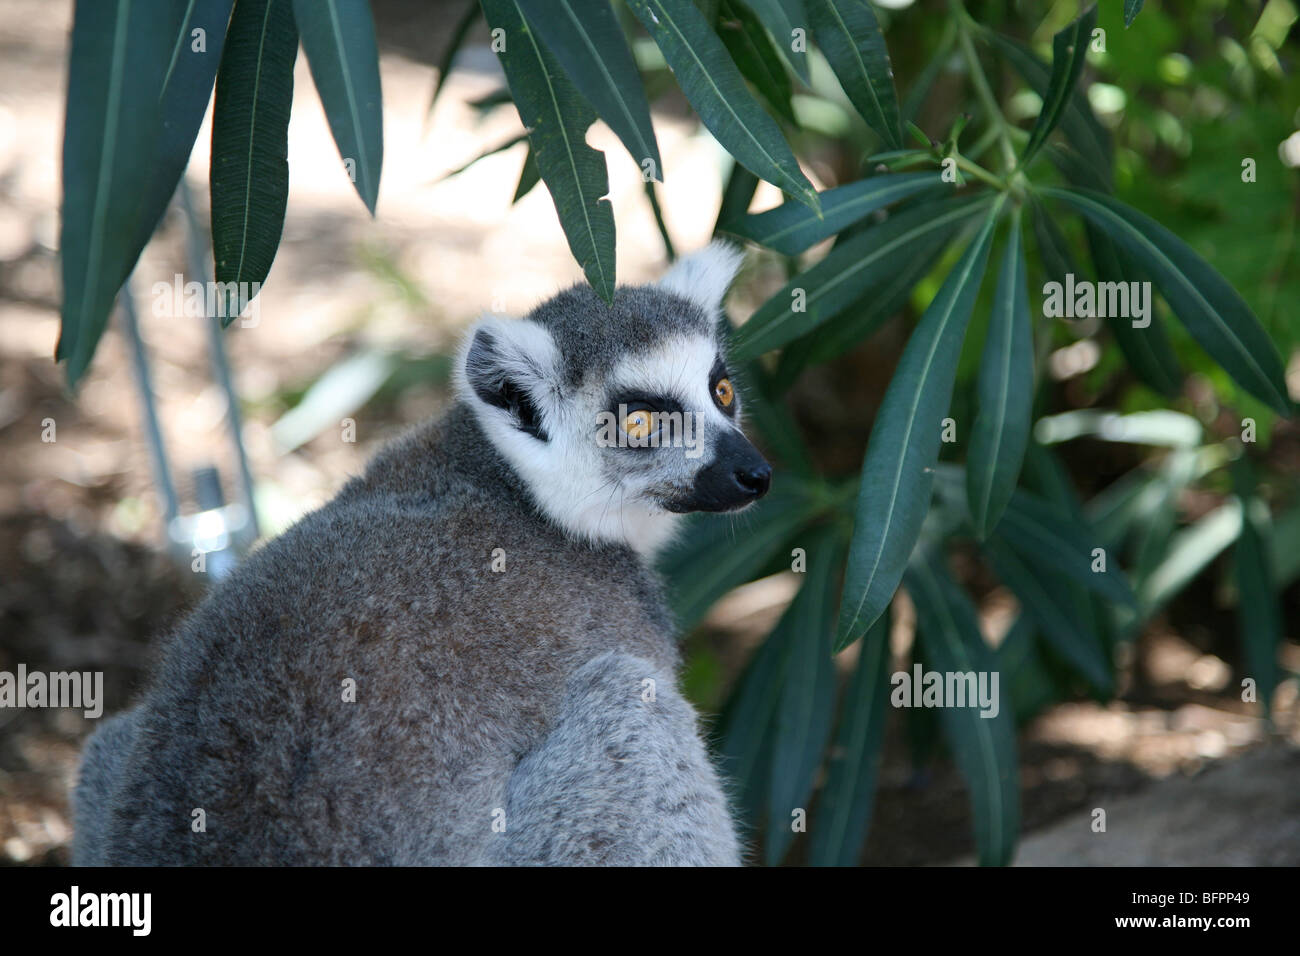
836, 198, 1002, 649
210, 0, 297, 324
291, 0, 384, 213
57, 0, 1297, 866
58, 0, 187, 385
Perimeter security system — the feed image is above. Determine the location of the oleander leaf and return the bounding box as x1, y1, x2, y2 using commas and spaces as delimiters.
58, 0, 188, 384
209, 0, 298, 325
483, 0, 616, 301
805, 0, 902, 149
835, 198, 1003, 650
517, 0, 661, 178
292, 0, 384, 212
723, 171, 942, 256
1042, 186, 1293, 415
967, 208, 1033, 539
625, 0, 819, 210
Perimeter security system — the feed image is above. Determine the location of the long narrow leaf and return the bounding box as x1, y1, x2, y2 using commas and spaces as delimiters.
774, 220, 957, 382
983, 537, 1112, 693
129, 0, 234, 264
483, 0, 616, 300
967, 208, 1033, 539
1232, 459, 1282, 717
1139, 501, 1242, 621
426, 1, 480, 117
1085, 222, 1183, 397
513, 144, 541, 202
209, 0, 298, 324
1124, 0, 1145, 27
835, 198, 1004, 650
723, 172, 942, 256
766, 531, 844, 864
292, 0, 383, 213
1043, 186, 1293, 415
734, 192, 990, 361
805, 0, 902, 149
1021, 4, 1096, 167
997, 487, 1138, 608
717, 0, 797, 125
714, 158, 761, 234
625, 0, 819, 210
808, 608, 891, 866
905, 549, 1019, 866
990, 32, 1110, 187
717, 603, 792, 820
659, 480, 819, 630
517, 0, 662, 178
59, 0, 187, 384
744, 0, 810, 82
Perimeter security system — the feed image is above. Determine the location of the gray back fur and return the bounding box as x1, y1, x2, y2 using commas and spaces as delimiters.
73, 256, 747, 866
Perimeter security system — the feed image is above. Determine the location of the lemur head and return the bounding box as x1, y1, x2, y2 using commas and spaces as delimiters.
456, 242, 771, 558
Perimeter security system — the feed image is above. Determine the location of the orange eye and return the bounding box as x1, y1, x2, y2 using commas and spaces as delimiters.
622, 409, 655, 440
714, 377, 735, 408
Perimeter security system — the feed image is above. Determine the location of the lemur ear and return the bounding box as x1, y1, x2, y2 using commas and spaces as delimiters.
457, 316, 560, 441
656, 240, 744, 317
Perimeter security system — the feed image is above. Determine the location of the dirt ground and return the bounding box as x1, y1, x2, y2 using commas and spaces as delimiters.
1, 0, 1298, 866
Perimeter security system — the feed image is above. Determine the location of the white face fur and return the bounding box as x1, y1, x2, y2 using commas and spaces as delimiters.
456, 243, 771, 559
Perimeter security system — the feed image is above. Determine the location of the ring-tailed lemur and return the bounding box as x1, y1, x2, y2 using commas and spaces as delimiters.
73, 242, 769, 866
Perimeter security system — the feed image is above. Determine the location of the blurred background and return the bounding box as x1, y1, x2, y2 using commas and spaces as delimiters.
1, 0, 1298, 865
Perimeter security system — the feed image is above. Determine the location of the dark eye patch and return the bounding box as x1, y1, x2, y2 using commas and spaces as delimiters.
602, 392, 685, 451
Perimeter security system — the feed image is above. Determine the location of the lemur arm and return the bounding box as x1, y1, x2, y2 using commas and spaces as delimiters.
491, 651, 742, 866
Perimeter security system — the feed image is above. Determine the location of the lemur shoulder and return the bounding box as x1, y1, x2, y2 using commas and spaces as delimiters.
73, 243, 769, 866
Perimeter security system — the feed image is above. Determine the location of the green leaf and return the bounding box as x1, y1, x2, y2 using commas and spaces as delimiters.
58, 0, 187, 385
734, 192, 990, 361
439, 131, 528, 181
743, 0, 810, 83
517, 0, 662, 178
997, 488, 1137, 608
723, 171, 942, 256
292, 0, 383, 213
805, 0, 902, 149
983, 536, 1112, 694
1085, 223, 1183, 397
426, 1, 480, 117
209, 0, 298, 325
905, 549, 1019, 866
1124, 0, 1145, 28
717, 603, 790, 820
1042, 187, 1293, 415
1139, 502, 1241, 621
1232, 459, 1282, 718
1030, 195, 1079, 287
513, 144, 541, 203
714, 158, 760, 234
989, 32, 1110, 187
967, 209, 1033, 540
625, 0, 819, 210
766, 531, 844, 864
716, 0, 797, 125
808, 608, 891, 866
1020, 4, 1096, 168
774, 217, 957, 382
483, 0, 616, 301
658, 479, 819, 630
834, 198, 1003, 650
130, 0, 234, 263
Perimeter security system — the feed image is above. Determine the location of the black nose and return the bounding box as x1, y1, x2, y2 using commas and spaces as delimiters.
734, 461, 772, 498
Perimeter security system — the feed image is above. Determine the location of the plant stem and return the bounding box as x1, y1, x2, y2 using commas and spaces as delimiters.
949, 0, 1018, 174
954, 155, 1006, 190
